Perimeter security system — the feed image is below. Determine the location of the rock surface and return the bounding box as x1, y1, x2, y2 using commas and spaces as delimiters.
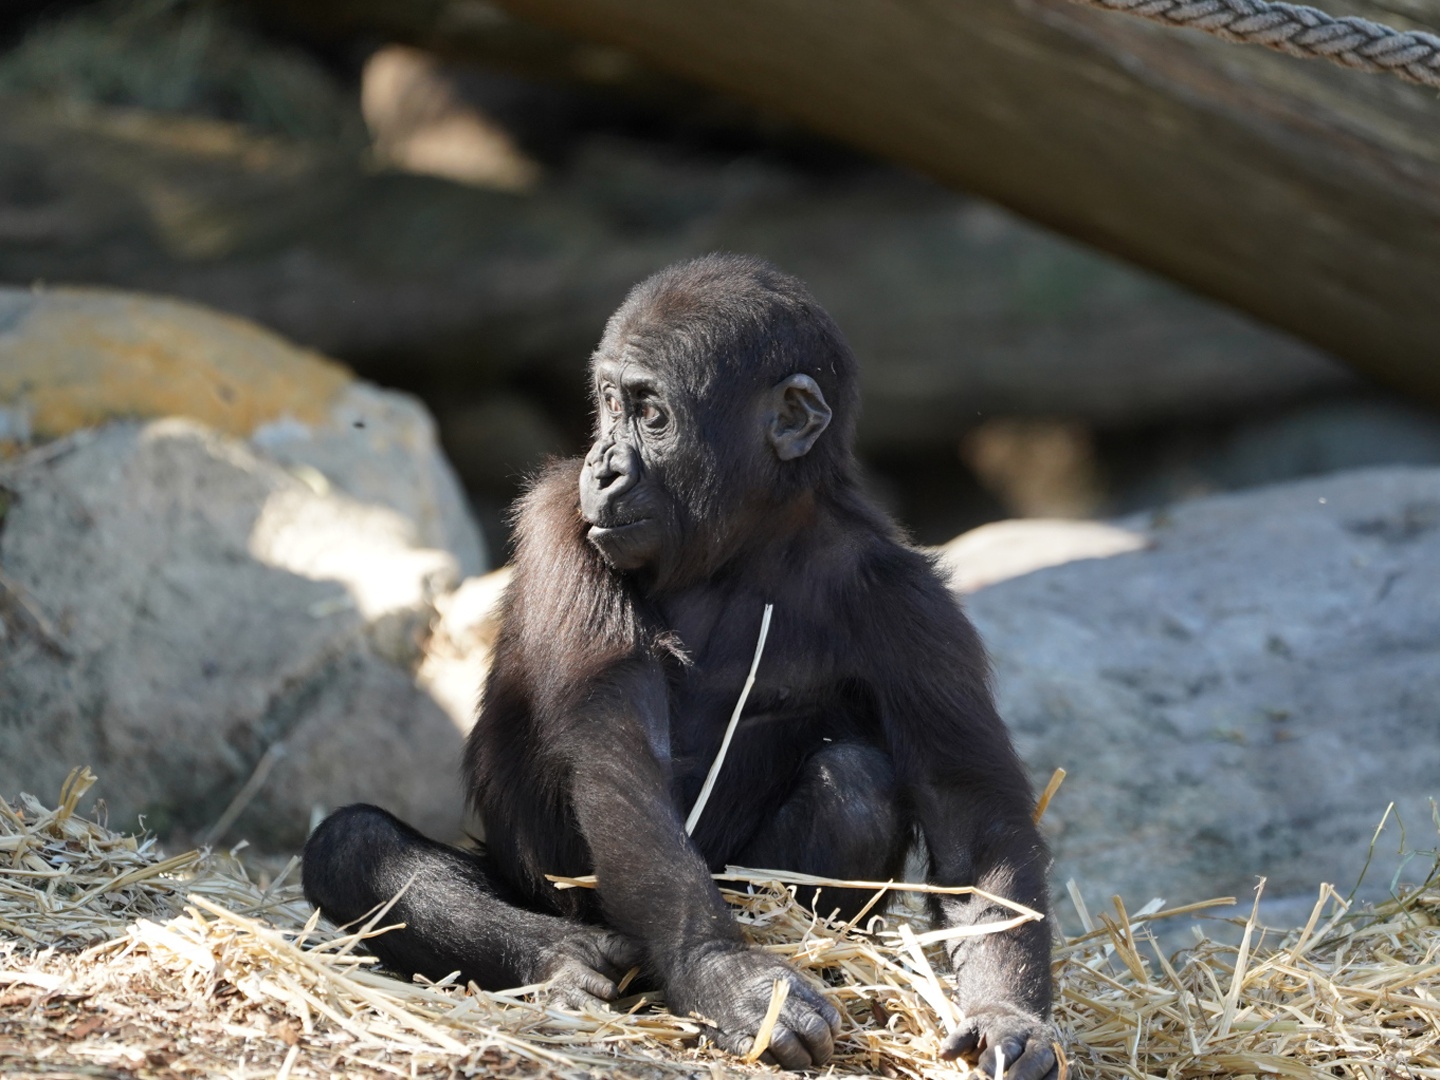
0, 285, 351, 438
0, 288, 491, 846
0, 286, 485, 576
0, 420, 471, 848
962, 469, 1440, 929
939, 518, 1149, 594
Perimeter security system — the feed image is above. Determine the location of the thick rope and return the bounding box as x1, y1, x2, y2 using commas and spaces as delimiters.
1065, 0, 1440, 89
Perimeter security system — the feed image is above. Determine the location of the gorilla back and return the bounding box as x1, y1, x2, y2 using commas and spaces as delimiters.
303, 254, 1057, 1078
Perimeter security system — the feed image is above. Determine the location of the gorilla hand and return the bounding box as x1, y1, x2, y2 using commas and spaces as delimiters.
668, 942, 841, 1070
532, 925, 640, 1008
941, 1003, 1059, 1080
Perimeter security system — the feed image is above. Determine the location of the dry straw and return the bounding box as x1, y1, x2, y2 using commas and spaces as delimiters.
2, 767, 1437, 1080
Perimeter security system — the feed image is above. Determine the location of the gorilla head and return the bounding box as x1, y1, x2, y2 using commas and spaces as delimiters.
578, 254, 861, 584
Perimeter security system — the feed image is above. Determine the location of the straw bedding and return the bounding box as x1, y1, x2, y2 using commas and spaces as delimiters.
2, 768, 1436, 1080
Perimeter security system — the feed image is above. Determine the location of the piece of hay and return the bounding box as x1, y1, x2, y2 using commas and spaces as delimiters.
685, 602, 774, 836
744, 978, 790, 1062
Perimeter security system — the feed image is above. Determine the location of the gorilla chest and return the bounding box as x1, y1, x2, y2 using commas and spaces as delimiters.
661, 626, 871, 791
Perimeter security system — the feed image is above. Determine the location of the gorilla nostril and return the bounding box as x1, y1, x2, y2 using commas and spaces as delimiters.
588, 443, 622, 484
599, 445, 639, 489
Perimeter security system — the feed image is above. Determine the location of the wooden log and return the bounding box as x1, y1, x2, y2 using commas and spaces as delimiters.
477, 0, 1440, 405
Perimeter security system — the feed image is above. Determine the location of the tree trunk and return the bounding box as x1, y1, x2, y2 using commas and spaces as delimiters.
482, 0, 1440, 406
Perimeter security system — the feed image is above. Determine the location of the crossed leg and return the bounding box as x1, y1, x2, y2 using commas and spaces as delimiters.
735, 742, 912, 922
301, 804, 636, 1000
303, 742, 909, 1000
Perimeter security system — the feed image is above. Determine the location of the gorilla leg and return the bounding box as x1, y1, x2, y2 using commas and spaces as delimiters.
737, 743, 912, 922
302, 805, 637, 1000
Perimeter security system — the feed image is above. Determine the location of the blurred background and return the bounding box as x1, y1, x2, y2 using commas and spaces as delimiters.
4, 0, 1439, 557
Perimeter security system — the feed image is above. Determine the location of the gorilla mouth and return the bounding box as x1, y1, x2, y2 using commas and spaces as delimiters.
586, 519, 658, 570
586, 519, 652, 541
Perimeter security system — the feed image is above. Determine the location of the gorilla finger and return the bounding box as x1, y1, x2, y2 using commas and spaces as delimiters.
764, 1027, 814, 1071
999, 1041, 1058, 1080
546, 983, 609, 1011
576, 969, 620, 1001
976, 1035, 1035, 1079
595, 931, 642, 972
788, 979, 842, 1035
709, 1026, 751, 1060
811, 992, 843, 1035
580, 949, 627, 982
786, 1003, 837, 1063
939, 1023, 981, 1061
548, 961, 618, 1004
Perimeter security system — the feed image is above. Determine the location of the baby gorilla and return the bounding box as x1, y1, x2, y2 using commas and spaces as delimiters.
303, 254, 1056, 1078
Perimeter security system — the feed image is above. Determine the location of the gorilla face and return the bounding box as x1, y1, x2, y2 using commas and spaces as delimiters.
578, 357, 676, 572
578, 350, 835, 582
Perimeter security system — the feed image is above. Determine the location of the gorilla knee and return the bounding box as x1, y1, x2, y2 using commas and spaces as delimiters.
302, 803, 418, 925
809, 743, 897, 794
750, 743, 912, 918
808, 744, 905, 846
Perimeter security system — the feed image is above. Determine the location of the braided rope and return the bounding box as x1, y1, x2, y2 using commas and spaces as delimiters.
1067, 0, 1440, 88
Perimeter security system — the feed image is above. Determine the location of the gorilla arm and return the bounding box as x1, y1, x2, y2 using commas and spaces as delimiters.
861, 554, 1058, 1080
555, 661, 842, 1070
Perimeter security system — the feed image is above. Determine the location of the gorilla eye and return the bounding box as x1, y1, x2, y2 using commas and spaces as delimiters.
602, 389, 623, 417
638, 400, 665, 428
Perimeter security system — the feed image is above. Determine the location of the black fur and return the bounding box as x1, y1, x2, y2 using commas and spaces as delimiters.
303, 254, 1055, 1076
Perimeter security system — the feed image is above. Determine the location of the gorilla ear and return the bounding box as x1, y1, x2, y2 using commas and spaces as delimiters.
766, 374, 833, 461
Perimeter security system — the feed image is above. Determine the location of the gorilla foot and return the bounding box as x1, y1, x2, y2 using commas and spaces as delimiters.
533, 925, 641, 1008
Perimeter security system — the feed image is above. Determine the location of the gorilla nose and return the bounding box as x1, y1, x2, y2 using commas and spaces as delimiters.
581, 441, 641, 524
593, 443, 639, 490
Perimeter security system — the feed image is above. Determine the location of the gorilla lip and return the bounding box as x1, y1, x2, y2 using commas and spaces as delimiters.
587, 519, 651, 540
587, 520, 658, 571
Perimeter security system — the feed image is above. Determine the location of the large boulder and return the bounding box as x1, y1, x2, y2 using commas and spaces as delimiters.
0, 289, 488, 847
961, 469, 1440, 928
0, 286, 485, 576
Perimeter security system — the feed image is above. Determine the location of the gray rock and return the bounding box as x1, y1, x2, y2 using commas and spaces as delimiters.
1203, 400, 1440, 489
0, 419, 474, 848
253, 382, 488, 578
961, 469, 1440, 933
0, 283, 487, 576
938, 518, 1149, 594
1114, 397, 1440, 516
416, 568, 512, 747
